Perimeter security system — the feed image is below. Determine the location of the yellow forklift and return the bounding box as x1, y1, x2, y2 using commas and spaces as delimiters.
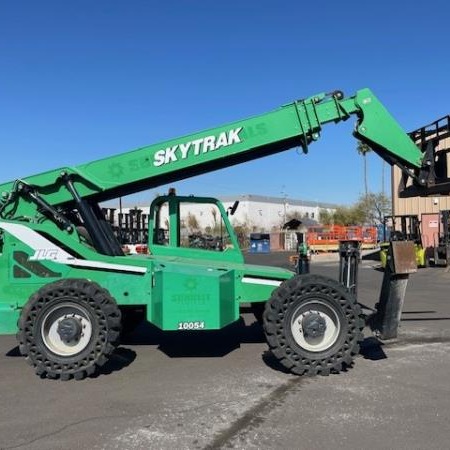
380, 215, 428, 268
433, 210, 450, 266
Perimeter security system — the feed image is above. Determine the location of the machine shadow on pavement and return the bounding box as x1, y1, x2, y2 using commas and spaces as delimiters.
121, 315, 266, 358
5, 345, 137, 377
94, 347, 137, 377
359, 336, 388, 361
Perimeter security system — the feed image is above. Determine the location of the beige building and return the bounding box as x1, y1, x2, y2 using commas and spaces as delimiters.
392, 115, 450, 250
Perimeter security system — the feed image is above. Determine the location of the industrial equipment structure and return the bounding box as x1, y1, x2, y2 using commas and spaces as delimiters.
306, 225, 377, 252
392, 115, 450, 258
0, 88, 447, 380
380, 215, 428, 268
433, 210, 450, 266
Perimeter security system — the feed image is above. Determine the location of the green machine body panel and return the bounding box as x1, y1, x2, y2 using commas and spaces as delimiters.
151, 265, 236, 330
149, 255, 291, 330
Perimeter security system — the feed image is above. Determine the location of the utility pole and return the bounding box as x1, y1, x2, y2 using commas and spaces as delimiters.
281, 185, 287, 226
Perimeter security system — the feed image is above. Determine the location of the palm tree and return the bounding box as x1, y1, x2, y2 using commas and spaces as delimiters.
357, 141, 372, 196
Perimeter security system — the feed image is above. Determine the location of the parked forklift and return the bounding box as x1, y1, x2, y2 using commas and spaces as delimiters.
380, 215, 428, 268
433, 210, 450, 266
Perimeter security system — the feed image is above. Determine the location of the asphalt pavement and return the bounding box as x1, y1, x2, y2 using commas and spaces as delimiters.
1, 251, 450, 450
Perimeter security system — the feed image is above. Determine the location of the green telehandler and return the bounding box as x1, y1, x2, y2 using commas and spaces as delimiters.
0, 88, 445, 379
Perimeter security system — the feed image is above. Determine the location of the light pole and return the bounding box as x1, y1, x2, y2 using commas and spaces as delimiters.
281, 185, 287, 226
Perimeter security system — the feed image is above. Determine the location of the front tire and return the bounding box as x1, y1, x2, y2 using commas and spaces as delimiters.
263, 274, 364, 376
17, 279, 121, 380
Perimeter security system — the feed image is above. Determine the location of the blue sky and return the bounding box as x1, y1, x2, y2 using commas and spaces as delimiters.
1, 1, 449, 207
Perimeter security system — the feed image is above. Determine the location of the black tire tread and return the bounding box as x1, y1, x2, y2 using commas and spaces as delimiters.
17, 278, 121, 380
263, 274, 364, 376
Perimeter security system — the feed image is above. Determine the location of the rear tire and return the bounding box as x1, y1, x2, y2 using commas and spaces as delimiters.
17, 279, 121, 380
263, 274, 364, 376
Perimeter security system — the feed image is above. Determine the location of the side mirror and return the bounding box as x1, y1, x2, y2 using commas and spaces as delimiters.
228, 201, 239, 216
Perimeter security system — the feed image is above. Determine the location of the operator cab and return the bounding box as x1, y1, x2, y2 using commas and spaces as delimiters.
148, 193, 244, 263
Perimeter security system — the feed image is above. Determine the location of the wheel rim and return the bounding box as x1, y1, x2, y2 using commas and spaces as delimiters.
290, 299, 341, 353
41, 302, 93, 356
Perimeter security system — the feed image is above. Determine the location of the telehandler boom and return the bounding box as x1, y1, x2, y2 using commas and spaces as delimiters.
0, 88, 444, 379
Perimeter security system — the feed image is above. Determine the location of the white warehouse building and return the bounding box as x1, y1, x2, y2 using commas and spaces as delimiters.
113, 194, 337, 233
219, 194, 337, 231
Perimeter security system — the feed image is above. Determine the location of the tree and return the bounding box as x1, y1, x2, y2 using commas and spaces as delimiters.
318, 192, 391, 226
187, 213, 199, 231
357, 141, 372, 196
211, 207, 218, 228
319, 209, 334, 225
355, 192, 391, 224
210, 207, 222, 234
332, 205, 366, 226
232, 220, 252, 248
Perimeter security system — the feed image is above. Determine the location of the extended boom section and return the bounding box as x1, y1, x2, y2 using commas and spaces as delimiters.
0, 89, 428, 217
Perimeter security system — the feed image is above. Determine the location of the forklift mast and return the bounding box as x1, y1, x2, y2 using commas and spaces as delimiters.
383, 215, 422, 244
398, 115, 450, 197
433, 209, 450, 267
439, 210, 450, 244
381, 214, 427, 269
